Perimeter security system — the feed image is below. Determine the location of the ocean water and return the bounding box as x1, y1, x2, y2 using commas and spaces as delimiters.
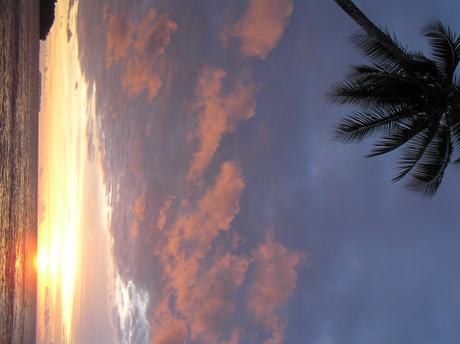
0, 0, 39, 343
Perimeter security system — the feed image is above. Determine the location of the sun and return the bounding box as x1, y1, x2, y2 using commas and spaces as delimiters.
37, 250, 48, 273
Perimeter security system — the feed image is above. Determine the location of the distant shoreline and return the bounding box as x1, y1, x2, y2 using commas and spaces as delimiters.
39, 0, 58, 40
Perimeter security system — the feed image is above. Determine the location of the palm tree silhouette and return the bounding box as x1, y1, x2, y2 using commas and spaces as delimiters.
331, 0, 460, 197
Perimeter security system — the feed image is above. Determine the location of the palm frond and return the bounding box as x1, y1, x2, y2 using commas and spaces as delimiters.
328, 79, 379, 108
366, 108, 434, 156
349, 30, 407, 68
422, 17, 460, 82
403, 121, 452, 197
447, 107, 460, 147
332, 106, 419, 144
452, 155, 460, 165
408, 55, 443, 86
390, 121, 439, 182
347, 62, 406, 78
328, 72, 428, 108
329, 11, 459, 197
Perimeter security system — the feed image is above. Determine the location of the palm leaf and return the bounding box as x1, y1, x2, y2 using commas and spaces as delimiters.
329, 73, 427, 108
367, 108, 435, 157
404, 121, 452, 197
349, 30, 407, 68
347, 62, 410, 78
329, 8, 459, 197
390, 120, 439, 182
447, 106, 460, 147
332, 106, 419, 144
422, 17, 460, 83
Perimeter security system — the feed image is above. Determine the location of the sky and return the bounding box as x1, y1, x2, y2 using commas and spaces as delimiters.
38, 0, 460, 343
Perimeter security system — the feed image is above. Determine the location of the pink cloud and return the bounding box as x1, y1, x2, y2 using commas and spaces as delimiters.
157, 195, 175, 231
104, 8, 177, 100
134, 11, 177, 55
182, 161, 245, 248
130, 188, 146, 239
151, 297, 188, 344
122, 57, 163, 100
134, 188, 147, 221
220, 327, 243, 344
188, 252, 249, 342
152, 162, 249, 343
187, 69, 261, 181
151, 319, 188, 344
248, 229, 307, 344
221, 0, 293, 59
123, 11, 177, 100
104, 6, 135, 68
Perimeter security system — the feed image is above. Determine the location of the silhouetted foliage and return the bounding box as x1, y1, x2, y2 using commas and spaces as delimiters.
39, 0, 58, 40
331, 0, 460, 198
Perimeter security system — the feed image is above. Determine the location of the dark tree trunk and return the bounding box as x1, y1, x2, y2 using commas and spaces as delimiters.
334, 0, 407, 65
334, 0, 441, 100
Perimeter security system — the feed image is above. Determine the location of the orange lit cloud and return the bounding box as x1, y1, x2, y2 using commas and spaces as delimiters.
129, 135, 145, 179
123, 58, 163, 100
221, 0, 293, 59
182, 161, 245, 246
153, 161, 249, 343
123, 11, 177, 100
157, 195, 175, 231
133, 189, 146, 221
134, 11, 177, 55
248, 229, 307, 344
151, 298, 188, 344
220, 327, 243, 344
131, 188, 146, 239
187, 252, 249, 343
105, 6, 135, 69
104, 8, 177, 100
187, 69, 260, 181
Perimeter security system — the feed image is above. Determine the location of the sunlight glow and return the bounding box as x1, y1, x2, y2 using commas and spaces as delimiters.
38, 250, 48, 273
49, 241, 59, 276
37, 0, 86, 342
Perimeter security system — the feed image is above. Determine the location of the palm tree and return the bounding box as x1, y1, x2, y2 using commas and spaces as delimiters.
330, 0, 460, 197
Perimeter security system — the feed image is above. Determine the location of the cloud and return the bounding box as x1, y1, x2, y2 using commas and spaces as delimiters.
188, 252, 249, 342
104, 5, 135, 69
221, 0, 294, 59
187, 69, 261, 181
38, 201, 47, 225
220, 327, 243, 344
151, 173, 306, 344
110, 271, 150, 344
130, 188, 146, 239
157, 195, 175, 231
153, 161, 249, 343
182, 161, 245, 247
151, 297, 188, 344
248, 229, 307, 344
122, 58, 163, 100
104, 8, 177, 100
134, 11, 177, 56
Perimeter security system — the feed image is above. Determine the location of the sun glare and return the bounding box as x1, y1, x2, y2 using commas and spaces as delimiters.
49, 242, 60, 276
36, 0, 87, 342
38, 250, 48, 273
